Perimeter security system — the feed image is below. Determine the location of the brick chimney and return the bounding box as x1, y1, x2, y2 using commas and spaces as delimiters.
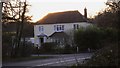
84, 7, 87, 19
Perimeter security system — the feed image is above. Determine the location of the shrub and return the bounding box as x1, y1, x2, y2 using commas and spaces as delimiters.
39, 42, 56, 54
19, 42, 34, 57
74, 26, 118, 52
74, 26, 102, 52
63, 44, 73, 54
83, 43, 118, 66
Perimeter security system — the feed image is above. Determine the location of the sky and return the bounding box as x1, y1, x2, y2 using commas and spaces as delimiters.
26, 0, 108, 22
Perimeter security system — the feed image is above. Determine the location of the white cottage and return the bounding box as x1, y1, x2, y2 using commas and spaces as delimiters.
34, 9, 92, 47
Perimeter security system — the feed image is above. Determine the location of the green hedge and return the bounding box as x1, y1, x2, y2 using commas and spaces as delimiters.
74, 26, 118, 52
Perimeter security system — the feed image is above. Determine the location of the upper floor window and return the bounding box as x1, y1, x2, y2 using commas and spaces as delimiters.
73, 24, 79, 30
54, 25, 64, 32
39, 26, 44, 32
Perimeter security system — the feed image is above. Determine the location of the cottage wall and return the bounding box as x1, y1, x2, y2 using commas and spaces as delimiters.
34, 22, 92, 47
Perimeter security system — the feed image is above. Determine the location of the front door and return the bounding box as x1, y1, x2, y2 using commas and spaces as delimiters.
40, 37, 44, 44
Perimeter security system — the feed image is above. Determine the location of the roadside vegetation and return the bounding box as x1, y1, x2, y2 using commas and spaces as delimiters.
81, 43, 118, 66
74, 26, 117, 52
37, 42, 77, 54
3, 56, 54, 63
2, 0, 36, 62
71, 1, 119, 67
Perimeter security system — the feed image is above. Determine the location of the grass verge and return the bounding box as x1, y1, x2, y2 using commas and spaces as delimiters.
3, 56, 54, 63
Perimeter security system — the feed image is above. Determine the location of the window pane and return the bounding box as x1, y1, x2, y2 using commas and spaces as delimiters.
42, 26, 44, 31
62, 25, 64, 30
59, 25, 62, 30
54, 25, 56, 31
39, 26, 41, 31
73, 24, 79, 30
57, 25, 59, 31
77, 24, 79, 29
73, 24, 76, 30
39, 26, 44, 32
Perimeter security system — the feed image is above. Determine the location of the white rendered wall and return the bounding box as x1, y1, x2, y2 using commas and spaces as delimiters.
34, 22, 92, 46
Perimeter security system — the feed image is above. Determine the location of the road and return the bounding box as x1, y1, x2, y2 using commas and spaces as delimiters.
2, 53, 93, 67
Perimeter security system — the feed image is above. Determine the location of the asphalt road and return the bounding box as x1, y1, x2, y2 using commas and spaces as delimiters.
2, 53, 93, 67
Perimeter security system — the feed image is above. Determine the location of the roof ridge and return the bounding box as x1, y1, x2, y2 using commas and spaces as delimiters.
36, 10, 86, 24
49, 10, 79, 14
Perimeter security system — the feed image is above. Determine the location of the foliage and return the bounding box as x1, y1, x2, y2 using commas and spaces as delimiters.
2, 33, 14, 57
63, 44, 75, 54
55, 45, 77, 54
55, 47, 64, 54
39, 42, 56, 54
77, 1, 119, 66
82, 43, 118, 66
94, 1, 120, 29
3, 40, 34, 59
74, 26, 118, 52
22, 22, 34, 37
10, 41, 34, 58
19, 42, 34, 57
94, 11, 117, 28
74, 26, 100, 51
2, 0, 34, 58
38, 42, 77, 54
2, 23, 34, 58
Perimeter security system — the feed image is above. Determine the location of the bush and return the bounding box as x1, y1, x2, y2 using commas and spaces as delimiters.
83, 43, 118, 66
74, 26, 118, 52
2, 34, 13, 57
74, 26, 101, 52
63, 44, 73, 54
19, 42, 34, 57
39, 42, 56, 54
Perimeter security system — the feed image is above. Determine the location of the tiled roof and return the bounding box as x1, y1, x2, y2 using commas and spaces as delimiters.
36, 10, 87, 24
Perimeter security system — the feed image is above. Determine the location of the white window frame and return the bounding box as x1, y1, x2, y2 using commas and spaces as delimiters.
54, 25, 64, 32
39, 26, 44, 32
73, 24, 79, 30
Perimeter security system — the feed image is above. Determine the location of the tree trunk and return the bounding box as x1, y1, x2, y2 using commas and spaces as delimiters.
12, 1, 27, 57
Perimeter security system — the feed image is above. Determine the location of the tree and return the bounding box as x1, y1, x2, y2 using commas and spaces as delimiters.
2, 0, 32, 57
94, 1, 120, 29
79, 1, 119, 66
